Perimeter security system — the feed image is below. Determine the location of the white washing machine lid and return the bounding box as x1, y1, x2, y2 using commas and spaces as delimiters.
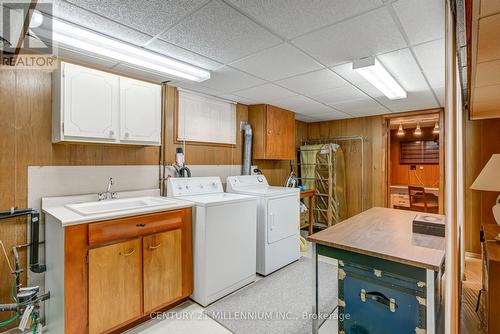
229, 186, 299, 197
173, 192, 256, 206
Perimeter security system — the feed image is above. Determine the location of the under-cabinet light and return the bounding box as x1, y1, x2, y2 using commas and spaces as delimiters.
51, 19, 211, 82
353, 57, 407, 100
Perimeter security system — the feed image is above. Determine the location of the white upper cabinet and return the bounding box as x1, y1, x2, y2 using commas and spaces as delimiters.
119, 77, 161, 144
52, 62, 162, 146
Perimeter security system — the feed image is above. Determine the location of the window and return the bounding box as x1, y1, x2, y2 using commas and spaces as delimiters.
177, 90, 236, 145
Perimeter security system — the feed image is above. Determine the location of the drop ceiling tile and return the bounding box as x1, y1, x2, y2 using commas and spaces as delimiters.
477, 14, 500, 63
161, 0, 282, 63
413, 39, 445, 89
331, 48, 439, 111
309, 111, 352, 121
234, 84, 297, 103
294, 114, 317, 123
329, 98, 389, 116
230, 43, 323, 81
392, 0, 444, 45
65, 0, 208, 36
267, 95, 332, 114
226, 0, 382, 39
146, 39, 223, 70
434, 86, 445, 107
197, 66, 265, 93
276, 69, 348, 96
172, 81, 221, 96
41, 1, 152, 46
216, 93, 258, 105
292, 7, 406, 66
112, 63, 178, 83
308, 85, 368, 105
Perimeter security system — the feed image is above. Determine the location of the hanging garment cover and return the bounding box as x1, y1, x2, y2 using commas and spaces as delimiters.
315, 143, 347, 226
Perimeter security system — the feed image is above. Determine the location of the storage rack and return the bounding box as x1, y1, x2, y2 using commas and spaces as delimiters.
291, 135, 367, 228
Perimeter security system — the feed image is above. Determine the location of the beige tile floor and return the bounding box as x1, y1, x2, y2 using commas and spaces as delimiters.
127, 240, 337, 334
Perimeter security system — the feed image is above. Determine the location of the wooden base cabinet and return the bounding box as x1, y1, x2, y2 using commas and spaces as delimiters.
89, 239, 142, 334
143, 229, 183, 312
45, 208, 193, 334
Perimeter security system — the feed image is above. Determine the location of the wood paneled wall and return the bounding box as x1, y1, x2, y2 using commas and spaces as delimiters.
306, 116, 387, 218
390, 127, 440, 187
0, 70, 159, 324
0, 75, 289, 324
464, 117, 500, 254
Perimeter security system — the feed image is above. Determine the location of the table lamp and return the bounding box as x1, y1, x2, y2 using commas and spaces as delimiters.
470, 154, 500, 239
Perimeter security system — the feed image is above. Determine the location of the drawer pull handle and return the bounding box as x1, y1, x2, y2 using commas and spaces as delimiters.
122, 248, 135, 257
148, 243, 162, 250
360, 290, 398, 312
136, 223, 146, 227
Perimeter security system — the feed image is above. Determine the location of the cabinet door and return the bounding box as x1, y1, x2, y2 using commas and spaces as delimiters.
143, 229, 183, 312
266, 105, 296, 160
62, 62, 119, 141
119, 77, 161, 144
88, 238, 142, 334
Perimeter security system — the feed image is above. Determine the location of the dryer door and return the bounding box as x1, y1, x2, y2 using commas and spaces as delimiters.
267, 195, 299, 244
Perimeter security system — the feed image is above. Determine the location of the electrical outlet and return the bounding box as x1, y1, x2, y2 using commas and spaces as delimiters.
410, 165, 417, 170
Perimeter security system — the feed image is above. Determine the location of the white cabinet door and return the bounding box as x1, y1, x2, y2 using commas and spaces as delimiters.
62, 63, 119, 141
119, 77, 161, 144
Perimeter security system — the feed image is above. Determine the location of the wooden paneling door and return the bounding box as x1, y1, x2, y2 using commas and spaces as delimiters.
88, 238, 142, 334
143, 229, 183, 312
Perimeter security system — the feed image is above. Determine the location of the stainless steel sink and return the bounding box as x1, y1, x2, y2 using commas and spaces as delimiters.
65, 196, 176, 216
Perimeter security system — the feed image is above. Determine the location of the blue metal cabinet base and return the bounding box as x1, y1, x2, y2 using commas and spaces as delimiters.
315, 244, 444, 334
341, 263, 426, 334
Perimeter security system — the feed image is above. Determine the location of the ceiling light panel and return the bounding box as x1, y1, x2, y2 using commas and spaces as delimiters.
50, 18, 211, 82
353, 56, 407, 100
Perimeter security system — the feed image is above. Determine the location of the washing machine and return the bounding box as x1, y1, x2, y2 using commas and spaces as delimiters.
167, 176, 257, 306
226, 175, 300, 276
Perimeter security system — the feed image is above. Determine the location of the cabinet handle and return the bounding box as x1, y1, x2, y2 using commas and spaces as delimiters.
136, 223, 146, 227
148, 243, 161, 250
122, 248, 135, 257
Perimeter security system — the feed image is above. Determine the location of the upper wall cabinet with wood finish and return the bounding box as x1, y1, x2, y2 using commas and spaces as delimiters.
52, 62, 161, 145
248, 104, 296, 160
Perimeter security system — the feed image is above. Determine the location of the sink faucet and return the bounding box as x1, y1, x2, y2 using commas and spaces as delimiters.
98, 178, 118, 201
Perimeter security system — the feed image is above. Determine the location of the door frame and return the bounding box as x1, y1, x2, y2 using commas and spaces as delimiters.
383, 108, 445, 214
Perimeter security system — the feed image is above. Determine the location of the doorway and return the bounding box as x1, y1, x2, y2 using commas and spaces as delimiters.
385, 110, 444, 214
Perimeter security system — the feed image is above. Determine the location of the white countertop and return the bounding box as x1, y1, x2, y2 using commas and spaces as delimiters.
42, 189, 194, 226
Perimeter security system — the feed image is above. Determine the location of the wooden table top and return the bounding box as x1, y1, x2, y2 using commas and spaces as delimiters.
307, 207, 445, 271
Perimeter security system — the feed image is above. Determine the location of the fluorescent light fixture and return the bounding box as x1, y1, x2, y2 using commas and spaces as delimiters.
50, 18, 210, 82
433, 122, 439, 134
397, 123, 404, 136
414, 123, 422, 136
353, 57, 407, 100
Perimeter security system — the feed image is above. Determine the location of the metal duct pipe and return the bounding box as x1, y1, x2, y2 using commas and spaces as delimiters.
241, 121, 252, 175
